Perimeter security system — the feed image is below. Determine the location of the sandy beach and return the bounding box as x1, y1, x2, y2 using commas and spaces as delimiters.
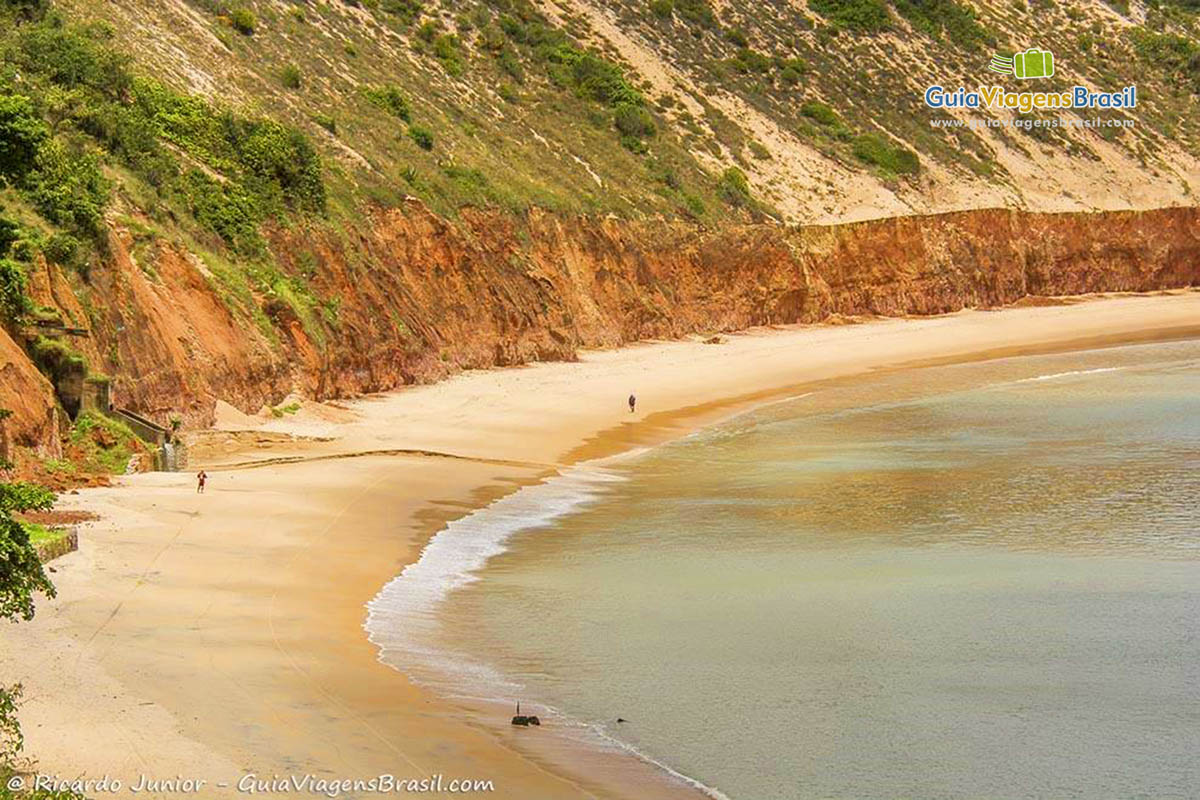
2, 291, 1198, 800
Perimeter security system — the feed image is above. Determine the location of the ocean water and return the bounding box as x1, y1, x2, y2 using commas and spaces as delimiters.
368, 339, 1200, 800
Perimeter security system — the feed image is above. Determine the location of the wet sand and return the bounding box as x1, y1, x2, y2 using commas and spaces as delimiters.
2, 291, 1198, 799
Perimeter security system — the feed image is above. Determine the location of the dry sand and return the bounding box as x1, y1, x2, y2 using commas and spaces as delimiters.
2, 291, 1198, 800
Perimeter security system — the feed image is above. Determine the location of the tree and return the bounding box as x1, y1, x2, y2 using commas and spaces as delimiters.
0, 407, 56, 786
0, 95, 49, 181
0, 478, 55, 622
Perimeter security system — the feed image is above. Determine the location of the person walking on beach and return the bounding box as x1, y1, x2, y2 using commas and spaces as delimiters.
196, 470, 207, 494
628, 393, 637, 413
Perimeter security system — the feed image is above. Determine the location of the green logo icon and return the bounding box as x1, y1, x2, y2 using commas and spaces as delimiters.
989, 48, 1055, 79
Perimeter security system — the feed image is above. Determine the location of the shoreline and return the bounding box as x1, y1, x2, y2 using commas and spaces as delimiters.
1, 291, 1198, 799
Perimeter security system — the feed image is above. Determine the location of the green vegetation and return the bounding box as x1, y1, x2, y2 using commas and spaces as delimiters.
363, 84, 412, 121
381, 0, 423, 22
851, 132, 921, 175
726, 26, 750, 47
314, 113, 337, 134
891, 0, 991, 47
42, 232, 80, 266
493, 5, 659, 150
728, 47, 773, 73
717, 166, 753, 207
748, 140, 771, 159
29, 335, 86, 384
0, 89, 107, 239
281, 63, 302, 89
270, 402, 301, 417
675, 0, 718, 28
801, 100, 841, 126
24, 143, 110, 235
0, 260, 32, 323
0, 95, 47, 179
1130, 28, 1200, 91
408, 124, 435, 150
808, 0, 891, 32
229, 5, 255, 35
614, 103, 656, 138
0, 5, 327, 265
778, 59, 806, 85
68, 411, 143, 474
23, 521, 67, 547
0, 471, 55, 622
432, 33, 466, 76
0, 217, 34, 322
1, 682, 22, 765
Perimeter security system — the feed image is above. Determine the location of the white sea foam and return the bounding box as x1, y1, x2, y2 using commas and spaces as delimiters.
1013, 366, 1123, 383
365, 462, 626, 659
363, 454, 733, 799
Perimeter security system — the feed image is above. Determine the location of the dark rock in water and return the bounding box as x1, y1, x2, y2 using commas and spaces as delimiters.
512, 714, 541, 726
617, 717, 628, 723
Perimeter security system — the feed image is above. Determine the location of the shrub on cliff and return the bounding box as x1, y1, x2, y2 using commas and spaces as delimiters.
717, 166, 753, 207
801, 100, 841, 127
408, 124, 435, 150
22, 142, 110, 235
729, 47, 772, 74
432, 34, 465, 76
177, 170, 266, 256
43, 232, 81, 266
614, 103, 656, 139
0, 260, 33, 323
69, 411, 145, 475
229, 5, 256, 35
0, 217, 32, 322
675, 0, 718, 28
363, 85, 413, 121
544, 47, 644, 108
851, 133, 920, 175
281, 63, 303, 89
16, 20, 133, 98
1130, 28, 1200, 91
0, 216, 17, 255
0, 95, 48, 181
381, 0, 423, 23
314, 113, 337, 134
808, 0, 891, 32
892, 0, 991, 48
778, 59, 806, 86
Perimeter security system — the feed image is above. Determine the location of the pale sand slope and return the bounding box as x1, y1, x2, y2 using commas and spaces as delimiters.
2, 292, 1198, 800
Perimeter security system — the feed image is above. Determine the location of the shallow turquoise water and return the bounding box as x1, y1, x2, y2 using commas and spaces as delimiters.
428, 340, 1200, 799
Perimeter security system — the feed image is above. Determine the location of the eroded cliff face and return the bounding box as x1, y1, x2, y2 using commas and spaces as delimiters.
3, 205, 1199, 453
